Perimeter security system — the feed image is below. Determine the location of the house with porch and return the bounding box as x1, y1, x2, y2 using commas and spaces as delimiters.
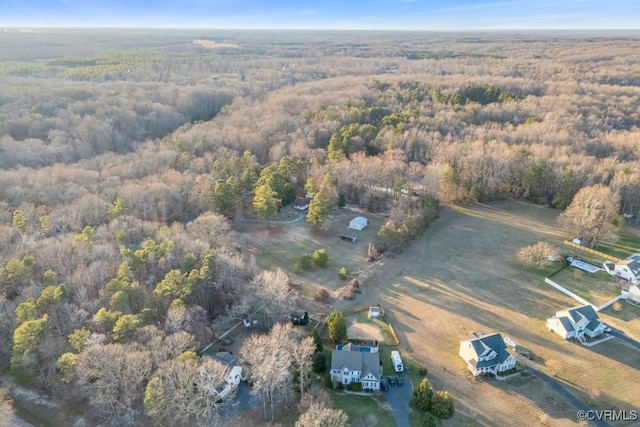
330, 344, 381, 390
546, 304, 606, 341
459, 333, 517, 376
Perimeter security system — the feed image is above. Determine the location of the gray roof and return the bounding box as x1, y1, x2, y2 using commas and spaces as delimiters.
212, 352, 241, 368
464, 333, 511, 368
331, 350, 380, 380
585, 319, 602, 333
565, 305, 599, 323
557, 316, 575, 334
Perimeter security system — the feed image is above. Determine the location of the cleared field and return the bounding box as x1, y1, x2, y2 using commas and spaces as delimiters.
239, 205, 386, 299
330, 201, 640, 427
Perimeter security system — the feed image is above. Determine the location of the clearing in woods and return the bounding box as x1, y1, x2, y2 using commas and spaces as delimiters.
334, 201, 640, 427
241, 201, 640, 426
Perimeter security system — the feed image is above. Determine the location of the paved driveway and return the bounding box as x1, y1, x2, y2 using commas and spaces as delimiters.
525, 366, 611, 427
384, 375, 413, 427
611, 330, 640, 350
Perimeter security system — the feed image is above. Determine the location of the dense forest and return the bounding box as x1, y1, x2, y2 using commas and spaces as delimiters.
1, 28, 640, 425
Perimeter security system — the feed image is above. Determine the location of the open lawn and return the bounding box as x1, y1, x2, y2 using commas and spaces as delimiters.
597, 228, 640, 260
243, 200, 640, 426
345, 310, 395, 344
329, 201, 640, 427
237, 205, 385, 301
549, 268, 621, 307
329, 391, 396, 427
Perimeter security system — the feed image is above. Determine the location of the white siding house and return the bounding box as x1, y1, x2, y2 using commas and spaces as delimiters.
330, 346, 381, 390
547, 305, 606, 341
459, 333, 517, 376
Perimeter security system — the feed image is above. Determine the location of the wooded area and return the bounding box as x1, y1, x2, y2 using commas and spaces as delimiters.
1, 28, 640, 425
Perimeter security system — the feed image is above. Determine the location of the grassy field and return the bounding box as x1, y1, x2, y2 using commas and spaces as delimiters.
597, 231, 640, 260
242, 200, 640, 426
330, 201, 640, 427
329, 392, 396, 427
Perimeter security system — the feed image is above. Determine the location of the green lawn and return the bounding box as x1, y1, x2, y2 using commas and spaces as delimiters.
548, 268, 619, 306
329, 391, 396, 426
597, 232, 640, 260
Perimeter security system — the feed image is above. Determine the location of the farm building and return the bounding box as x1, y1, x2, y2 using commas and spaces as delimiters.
459, 333, 517, 376
330, 345, 381, 390
348, 216, 368, 231
546, 304, 606, 341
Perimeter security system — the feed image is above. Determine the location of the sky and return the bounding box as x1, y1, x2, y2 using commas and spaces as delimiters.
1, 0, 639, 30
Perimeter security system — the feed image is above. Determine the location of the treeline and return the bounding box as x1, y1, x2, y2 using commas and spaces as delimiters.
1, 30, 640, 424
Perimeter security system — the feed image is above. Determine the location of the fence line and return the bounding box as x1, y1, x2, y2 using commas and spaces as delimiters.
563, 240, 620, 263
544, 277, 598, 311
598, 294, 624, 311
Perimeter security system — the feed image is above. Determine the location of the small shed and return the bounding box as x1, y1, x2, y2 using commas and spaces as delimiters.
348, 216, 368, 231
368, 305, 383, 318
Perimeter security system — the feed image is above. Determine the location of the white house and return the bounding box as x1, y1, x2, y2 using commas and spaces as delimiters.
625, 284, 640, 304
205, 352, 246, 400
546, 305, 606, 341
348, 216, 368, 231
459, 333, 517, 376
603, 254, 640, 283
330, 346, 381, 390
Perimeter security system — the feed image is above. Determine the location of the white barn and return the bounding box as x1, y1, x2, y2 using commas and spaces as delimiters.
348, 216, 368, 231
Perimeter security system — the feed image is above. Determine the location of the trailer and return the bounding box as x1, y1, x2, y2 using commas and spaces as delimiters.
391, 350, 404, 373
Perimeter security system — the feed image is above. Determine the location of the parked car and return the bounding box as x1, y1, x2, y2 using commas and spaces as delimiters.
603, 324, 612, 333
396, 376, 403, 386
340, 234, 357, 243
380, 377, 389, 391
388, 376, 396, 386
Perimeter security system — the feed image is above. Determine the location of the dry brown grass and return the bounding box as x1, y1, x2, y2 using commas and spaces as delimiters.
242, 201, 640, 426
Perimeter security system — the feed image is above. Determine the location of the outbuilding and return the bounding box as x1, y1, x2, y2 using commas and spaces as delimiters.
348, 216, 368, 231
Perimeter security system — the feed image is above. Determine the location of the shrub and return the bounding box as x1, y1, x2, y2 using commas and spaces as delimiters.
418, 412, 437, 427
347, 382, 363, 392
411, 378, 434, 412
291, 262, 303, 274
338, 267, 349, 280
313, 248, 329, 268
300, 253, 313, 269
431, 390, 454, 419
314, 288, 331, 303
311, 328, 324, 353
612, 301, 623, 312
516, 241, 560, 269
418, 365, 428, 376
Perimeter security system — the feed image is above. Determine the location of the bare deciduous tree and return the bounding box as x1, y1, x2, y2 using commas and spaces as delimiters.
75, 343, 152, 425
144, 357, 230, 427
558, 184, 621, 247
240, 322, 294, 422
291, 336, 316, 399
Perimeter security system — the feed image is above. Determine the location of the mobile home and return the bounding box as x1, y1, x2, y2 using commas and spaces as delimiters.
390, 350, 404, 372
